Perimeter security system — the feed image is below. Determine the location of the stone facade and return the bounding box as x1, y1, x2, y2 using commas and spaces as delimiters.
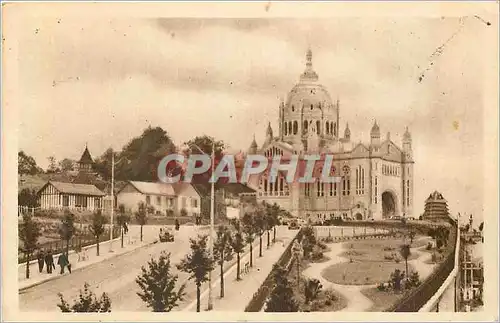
247, 49, 414, 222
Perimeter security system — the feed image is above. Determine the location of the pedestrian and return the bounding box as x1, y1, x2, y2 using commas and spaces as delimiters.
57, 252, 69, 274
36, 249, 45, 273
45, 250, 55, 274
66, 253, 72, 274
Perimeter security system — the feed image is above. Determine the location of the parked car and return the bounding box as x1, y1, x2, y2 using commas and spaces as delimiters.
159, 227, 174, 242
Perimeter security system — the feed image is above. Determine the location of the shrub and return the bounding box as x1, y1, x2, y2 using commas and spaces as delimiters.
407, 271, 421, 288
311, 248, 324, 262
383, 247, 395, 251
316, 241, 327, 250
426, 242, 433, 250
394, 257, 401, 264
180, 208, 188, 217
323, 236, 334, 243
431, 253, 438, 263
384, 254, 394, 260
377, 282, 387, 291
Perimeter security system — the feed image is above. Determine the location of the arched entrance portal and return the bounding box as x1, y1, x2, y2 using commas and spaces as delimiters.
382, 191, 396, 219
355, 213, 363, 220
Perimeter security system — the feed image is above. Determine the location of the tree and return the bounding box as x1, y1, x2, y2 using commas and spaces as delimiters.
304, 278, 323, 304
241, 212, 256, 267
59, 158, 75, 172
135, 201, 148, 242
18, 188, 40, 208
265, 265, 299, 312
18, 151, 43, 175
136, 251, 186, 312
177, 235, 214, 312
230, 220, 245, 281
266, 203, 281, 244
214, 225, 233, 298
301, 225, 316, 259
47, 156, 60, 173
19, 214, 41, 279
400, 244, 411, 283
89, 210, 107, 256
184, 135, 225, 160
57, 282, 111, 312
59, 211, 76, 255
408, 231, 416, 244
390, 269, 405, 292
253, 206, 266, 257
116, 204, 130, 248
118, 126, 175, 181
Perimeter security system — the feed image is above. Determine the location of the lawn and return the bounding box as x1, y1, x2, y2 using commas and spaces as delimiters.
361, 286, 408, 312
322, 261, 413, 285
288, 263, 347, 312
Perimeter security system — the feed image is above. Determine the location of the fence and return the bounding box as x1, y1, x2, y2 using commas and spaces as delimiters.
244, 228, 304, 312
385, 225, 458, 312
18, 226, 121, 264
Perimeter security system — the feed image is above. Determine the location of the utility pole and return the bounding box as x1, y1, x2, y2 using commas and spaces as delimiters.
109, 150, 115, 252
207, 140, 215, 311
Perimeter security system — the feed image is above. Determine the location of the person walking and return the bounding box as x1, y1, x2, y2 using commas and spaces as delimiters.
57, 252, 69, 274
36, 249, 45, 273
44, 250, 55, 274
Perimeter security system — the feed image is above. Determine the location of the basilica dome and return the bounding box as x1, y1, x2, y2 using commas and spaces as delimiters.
285, 49, 334, 111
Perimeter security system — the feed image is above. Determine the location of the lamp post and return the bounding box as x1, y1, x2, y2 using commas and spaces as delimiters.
109, 150, 115, 252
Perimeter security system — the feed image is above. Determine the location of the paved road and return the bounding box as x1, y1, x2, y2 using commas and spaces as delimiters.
19, 227, 198, 312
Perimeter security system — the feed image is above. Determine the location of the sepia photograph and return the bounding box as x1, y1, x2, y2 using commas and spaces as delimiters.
1, 1, 498, 322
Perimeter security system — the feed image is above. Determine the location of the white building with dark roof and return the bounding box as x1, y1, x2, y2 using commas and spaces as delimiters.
38, 181, 105, 211
247, 49, 414, 222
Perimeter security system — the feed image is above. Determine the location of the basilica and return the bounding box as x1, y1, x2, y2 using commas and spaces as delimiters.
247, 49, 414, 222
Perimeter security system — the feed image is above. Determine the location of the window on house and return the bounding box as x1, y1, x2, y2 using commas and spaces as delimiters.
146, 195, 151, 205
316, 120, 321, 135
95, 197, 101, 209
293, 121, 298, 134
157, 196, 161, 205
192, 199, 198, 208
182, 197, 187, 208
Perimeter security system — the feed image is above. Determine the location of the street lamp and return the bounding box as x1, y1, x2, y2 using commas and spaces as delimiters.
109, 150, 129, 253
184, 140, 216, 311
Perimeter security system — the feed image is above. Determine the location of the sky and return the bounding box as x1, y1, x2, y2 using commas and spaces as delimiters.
16, 15, 493, 222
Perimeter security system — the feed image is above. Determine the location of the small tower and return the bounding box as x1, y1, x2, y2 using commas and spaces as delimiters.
370, 120, 381, 147
78, 144, 94, 172
248, 135, 258, 154
344, 123, 351, 141
422, 191, 450, 222
279, 100, 285, 140
264, 122, 273, 145
403, 127, 412, 159
469, 214, 473, 232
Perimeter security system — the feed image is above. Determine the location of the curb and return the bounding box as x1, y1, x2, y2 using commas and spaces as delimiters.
19, 240, 155, 292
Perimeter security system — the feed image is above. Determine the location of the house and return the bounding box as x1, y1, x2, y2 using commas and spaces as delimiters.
38, 181, 105, 211
173, 183, 201, 218
116, 181, 176, 215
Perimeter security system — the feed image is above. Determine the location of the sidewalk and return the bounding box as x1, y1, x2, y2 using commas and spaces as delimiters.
181, 227, 299, 312
18, 225, 158, 291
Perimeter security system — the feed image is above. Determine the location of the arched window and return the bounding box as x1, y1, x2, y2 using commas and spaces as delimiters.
293, 121, 298, 134
310, 104, 313, 110
284, 124, 288, 136
333, 123, 337, 136
303, 120, 308, 133
326, 122, 330, 134
316, 120, 320, 135
288, 122, 292, 134
292, 105, 295, 112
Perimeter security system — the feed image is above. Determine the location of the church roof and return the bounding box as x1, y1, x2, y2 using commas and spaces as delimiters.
79, 146, 94, 164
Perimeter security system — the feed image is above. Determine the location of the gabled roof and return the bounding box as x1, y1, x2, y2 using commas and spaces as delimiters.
40, 181, 105, 196
121, 181, 176, 196
79, 146, 94, 164
220, 183, 256, 195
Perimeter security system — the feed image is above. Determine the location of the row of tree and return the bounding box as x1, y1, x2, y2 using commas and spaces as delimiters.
55, 201, 288, 312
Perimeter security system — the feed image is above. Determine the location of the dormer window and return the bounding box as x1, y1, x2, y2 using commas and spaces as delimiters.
292, 105, 295, 112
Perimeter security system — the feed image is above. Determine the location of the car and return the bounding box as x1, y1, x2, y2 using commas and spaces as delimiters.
159, 228, 175, 242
